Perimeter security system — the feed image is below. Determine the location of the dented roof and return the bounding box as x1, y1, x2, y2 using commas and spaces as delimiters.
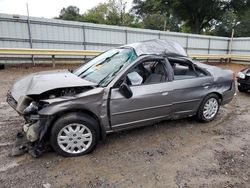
123, 39, 187, 57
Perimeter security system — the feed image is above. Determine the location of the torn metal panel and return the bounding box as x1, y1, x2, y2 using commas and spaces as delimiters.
123, 39, 187, 57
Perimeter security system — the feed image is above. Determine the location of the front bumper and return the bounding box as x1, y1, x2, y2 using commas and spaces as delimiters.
237, 78, 250, 90
11, 118, 50, 157
7, 92, 51, 157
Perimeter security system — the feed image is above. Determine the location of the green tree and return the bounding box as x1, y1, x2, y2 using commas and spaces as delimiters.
230, 0, 250, 15
82, 0, 136, 26
172, 0, 227, 34
231, 0, 250, 37
133, 0, 181, 31
82, 3, 109, 24
212, 11, 238, 37
57, 0, 250, 37
143, 13, 165, 30
58, 6, 82, 21
235, 10, 250, 37
211, 0, 250, 37
133, 0, 228, 34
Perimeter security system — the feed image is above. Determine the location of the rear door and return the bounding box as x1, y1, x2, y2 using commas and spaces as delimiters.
169, 59, 214, 118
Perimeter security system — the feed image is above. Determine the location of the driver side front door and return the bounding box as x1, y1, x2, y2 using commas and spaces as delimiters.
109, 58, 174, 131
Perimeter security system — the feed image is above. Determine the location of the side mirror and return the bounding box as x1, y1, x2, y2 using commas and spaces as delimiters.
119, 82, 133, 99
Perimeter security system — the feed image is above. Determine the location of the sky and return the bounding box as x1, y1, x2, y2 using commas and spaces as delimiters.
0, 0, 133, 18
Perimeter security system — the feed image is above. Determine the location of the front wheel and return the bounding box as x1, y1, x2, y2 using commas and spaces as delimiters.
196, 94, 220, 122
50, 113, 99, 157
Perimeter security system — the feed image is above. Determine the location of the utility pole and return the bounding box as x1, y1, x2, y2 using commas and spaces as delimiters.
26, 3, 35, 65
228, 22, 240, 63
229, 28, 234, 56
164, 19, 167, 31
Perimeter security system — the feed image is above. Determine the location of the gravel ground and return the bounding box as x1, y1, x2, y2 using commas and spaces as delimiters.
0, 63, 249, 188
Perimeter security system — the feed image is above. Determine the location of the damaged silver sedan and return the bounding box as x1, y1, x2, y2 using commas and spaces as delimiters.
7, 39, 236, 157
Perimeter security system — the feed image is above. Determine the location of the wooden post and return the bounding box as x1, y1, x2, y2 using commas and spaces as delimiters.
82, 25, 86, 61
52, 55, 55, 67
186, 36, 189, 53
207, 38, 211, 63
125, 29, 128, 44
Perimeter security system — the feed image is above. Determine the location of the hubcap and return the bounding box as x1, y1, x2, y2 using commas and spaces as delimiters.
57, 123, 92, 154
203, 98, 219, 120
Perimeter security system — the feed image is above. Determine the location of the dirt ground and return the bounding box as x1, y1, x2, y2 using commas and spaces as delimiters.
0, 63, 249, 188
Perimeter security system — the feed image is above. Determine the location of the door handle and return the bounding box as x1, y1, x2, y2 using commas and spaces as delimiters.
203, 83, 212, 89
162, 92, 169, 96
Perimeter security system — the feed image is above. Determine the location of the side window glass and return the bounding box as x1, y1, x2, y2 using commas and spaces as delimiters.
127, 60, 167, 86
195, 68, 207, 77
171, 62, 197, 80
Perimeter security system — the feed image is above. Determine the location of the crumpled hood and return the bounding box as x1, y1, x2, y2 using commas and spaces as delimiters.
10, 69, 96, 101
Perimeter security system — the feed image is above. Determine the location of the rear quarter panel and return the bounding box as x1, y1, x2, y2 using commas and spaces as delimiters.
195, 62, 235, 105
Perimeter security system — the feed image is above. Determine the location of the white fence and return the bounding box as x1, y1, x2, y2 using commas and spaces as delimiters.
0, 13, 250, 63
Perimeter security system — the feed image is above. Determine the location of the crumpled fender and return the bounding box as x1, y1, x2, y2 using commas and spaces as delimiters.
39, 87, 104, 116
38, 87, 108, 140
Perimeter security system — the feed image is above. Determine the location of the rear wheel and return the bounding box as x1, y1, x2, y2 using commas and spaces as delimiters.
196, 94, 220, 122
50, 113, 99, 157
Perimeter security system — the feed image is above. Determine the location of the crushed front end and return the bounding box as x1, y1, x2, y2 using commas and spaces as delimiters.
6, 69, 98, 157
7, 91, 52, 157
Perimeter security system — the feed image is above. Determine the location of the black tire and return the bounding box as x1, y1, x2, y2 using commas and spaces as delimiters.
196, 94, 220, 122
238, 85, 246, 92
50, 113, 100, 157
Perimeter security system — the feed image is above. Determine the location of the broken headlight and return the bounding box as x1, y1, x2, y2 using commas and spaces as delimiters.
23, 102, 38, 115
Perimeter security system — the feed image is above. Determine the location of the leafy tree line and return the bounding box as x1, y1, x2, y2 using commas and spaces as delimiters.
57, 0, 250, 37
57, 0, 142, 28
